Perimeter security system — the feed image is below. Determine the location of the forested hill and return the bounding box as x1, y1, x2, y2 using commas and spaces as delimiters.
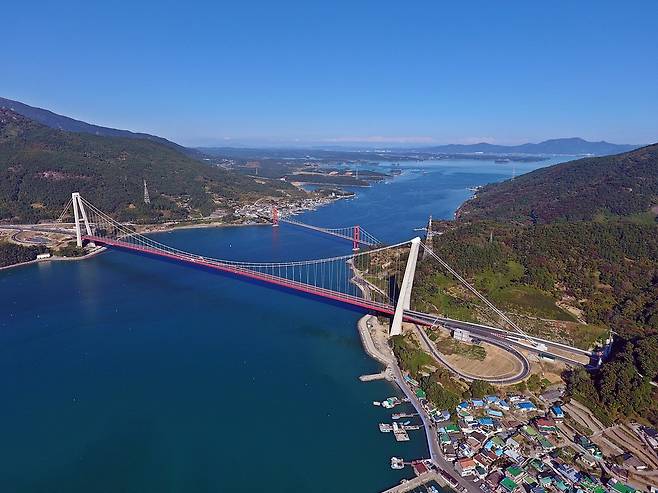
0, 96, 199, 157
0, 108, 300, 223
421, 143, 658, 425
458, 144, 658, 224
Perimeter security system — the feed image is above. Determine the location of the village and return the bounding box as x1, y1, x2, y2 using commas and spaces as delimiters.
379, 372, 658, 493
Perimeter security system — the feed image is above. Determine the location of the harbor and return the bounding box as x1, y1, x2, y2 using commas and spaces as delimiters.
358, 314, 456, 492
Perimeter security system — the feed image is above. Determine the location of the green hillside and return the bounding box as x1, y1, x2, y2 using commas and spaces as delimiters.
0, 108, 301, 223
458, 144, 658, 224
416, 145, 658, 424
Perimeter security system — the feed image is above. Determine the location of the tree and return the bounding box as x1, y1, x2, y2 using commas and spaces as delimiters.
469, 379, 494, 398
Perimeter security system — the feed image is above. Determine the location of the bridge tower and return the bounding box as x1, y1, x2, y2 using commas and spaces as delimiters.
143, 179, 151, 204
71, 192, 92, 247
418, 215, 433, 261
390, 237, 421, 336
352, 225, 360, 251
271, 206, 279, 227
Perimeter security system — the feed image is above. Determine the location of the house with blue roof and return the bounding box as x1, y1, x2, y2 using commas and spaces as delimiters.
516, 401, 537, 411
550, 405, 565, 420
497, 400, 510, 410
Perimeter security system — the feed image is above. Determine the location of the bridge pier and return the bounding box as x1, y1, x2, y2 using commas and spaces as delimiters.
352, 225, 360, 251
71, 192, 92, 247
390, 237, 421, 337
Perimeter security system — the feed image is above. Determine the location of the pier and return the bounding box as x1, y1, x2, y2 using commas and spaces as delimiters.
359, 368, 393, 382
380, 471, 446, 493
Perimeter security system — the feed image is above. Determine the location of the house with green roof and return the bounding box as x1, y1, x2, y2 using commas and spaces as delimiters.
529, 458, 546, 473
500, 477, 519, 493
506, 465, 524, 481
538, 475, 552, 487
610, 481, 636, 493
522, 425, 540, 438
537, 435, 555, 451
444, 423, 460, 434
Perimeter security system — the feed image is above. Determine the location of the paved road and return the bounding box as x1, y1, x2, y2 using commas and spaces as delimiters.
389, 360, 479, 493
414, 323, 530, 384
404, 310, 589, 367
0, 224, 73, 235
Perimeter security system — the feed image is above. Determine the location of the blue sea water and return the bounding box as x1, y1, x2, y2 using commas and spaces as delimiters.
0, 157, 570, 492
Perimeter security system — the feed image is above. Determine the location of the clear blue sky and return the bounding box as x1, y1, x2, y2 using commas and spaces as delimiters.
4, 0, 657, 146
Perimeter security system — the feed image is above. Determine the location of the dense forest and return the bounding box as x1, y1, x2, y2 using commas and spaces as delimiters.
415, 143, 658, 425
0, 241, 47, 268
0, 109, 302, 223
459, 144, 658, 224
418, 220, 658, 340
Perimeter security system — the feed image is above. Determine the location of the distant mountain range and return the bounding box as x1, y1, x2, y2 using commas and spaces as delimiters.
0, 97, 641, 159
422, 138, 639, 156
0, 96, 200, 157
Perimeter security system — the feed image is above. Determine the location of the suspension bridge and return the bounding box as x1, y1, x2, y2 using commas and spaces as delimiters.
271, 206, 381, 250
51, 192, 593, 368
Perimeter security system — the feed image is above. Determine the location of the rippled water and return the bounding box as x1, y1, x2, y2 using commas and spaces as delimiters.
0, 157, 570, 492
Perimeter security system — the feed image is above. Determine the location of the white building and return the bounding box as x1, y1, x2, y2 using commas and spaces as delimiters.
453, 328, 472, 343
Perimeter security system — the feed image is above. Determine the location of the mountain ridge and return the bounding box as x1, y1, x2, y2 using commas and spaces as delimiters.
458, 143, 658, 223
421, 137, 639, 156
0, 96, 202, 157
0, 108, 298, 223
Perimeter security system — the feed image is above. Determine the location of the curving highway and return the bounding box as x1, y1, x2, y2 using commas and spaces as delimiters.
413, 322, 530, 384
404, 310, 589, 367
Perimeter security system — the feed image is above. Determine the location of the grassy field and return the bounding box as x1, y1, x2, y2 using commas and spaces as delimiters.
412, 272, 478, 321
434, 333, 487, 361
491, 285, 577, 321
474, 262, 577, 321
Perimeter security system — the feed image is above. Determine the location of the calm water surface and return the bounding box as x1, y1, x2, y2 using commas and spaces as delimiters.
0, 158, 570, 492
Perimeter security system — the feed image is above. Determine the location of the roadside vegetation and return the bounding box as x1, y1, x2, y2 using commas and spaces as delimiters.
415, 144, 658, 427
565, 335, 658, 426
0, 241, 47, 268
391, 333, 496, 412
433, 333, 487, 361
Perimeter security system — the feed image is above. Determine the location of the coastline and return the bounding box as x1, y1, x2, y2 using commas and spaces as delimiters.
0, 245, 106, 272
357, 315, 463, 493
0, 189, 352, 271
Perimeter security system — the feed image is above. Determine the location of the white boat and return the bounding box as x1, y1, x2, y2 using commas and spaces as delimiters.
390, 457, 405, 469
382, 397, 401, 409
373, 401, 381, 406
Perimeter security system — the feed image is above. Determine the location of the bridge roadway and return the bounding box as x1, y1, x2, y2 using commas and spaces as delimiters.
85, 234, 588, 366
280, 217, 378, 246
413, 322, 530, 384
403, 310, 590, 366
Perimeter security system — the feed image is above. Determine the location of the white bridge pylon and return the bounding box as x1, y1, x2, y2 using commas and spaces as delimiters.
63, 192, 536, 345
71, 192, 92, 247
390, 237, 421, 336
